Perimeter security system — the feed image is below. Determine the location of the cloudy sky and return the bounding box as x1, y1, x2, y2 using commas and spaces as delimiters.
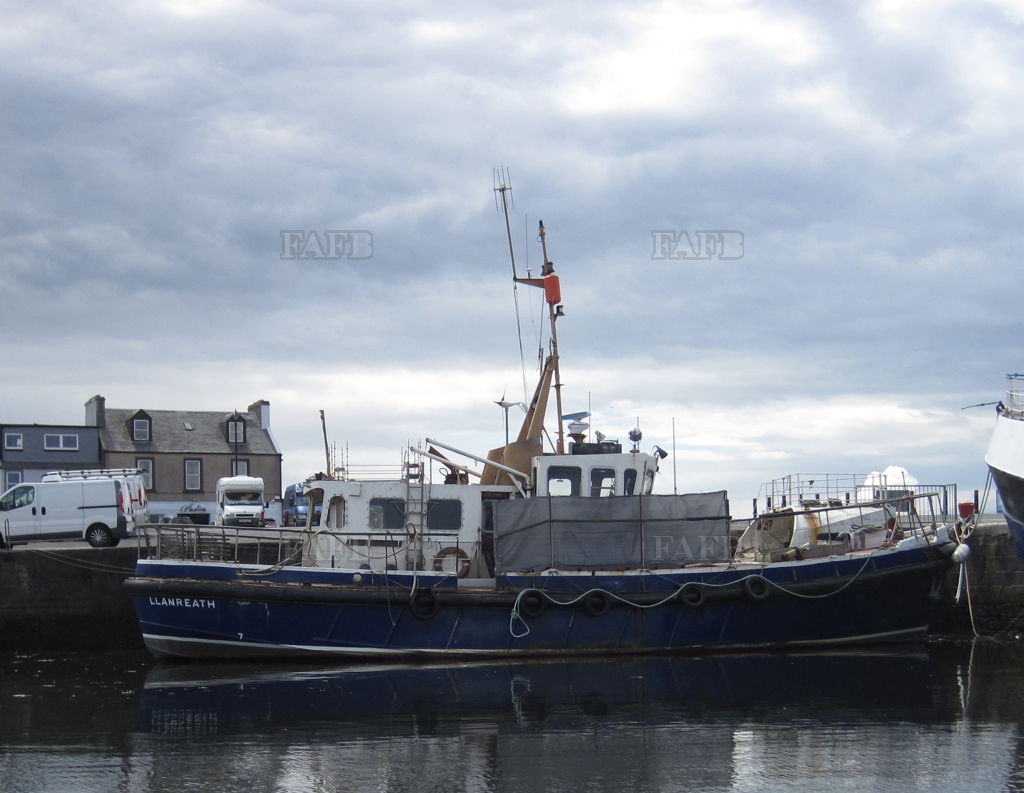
2, 0, 1020, 513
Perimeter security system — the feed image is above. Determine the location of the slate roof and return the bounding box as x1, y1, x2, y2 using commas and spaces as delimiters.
100, 407, 280, 456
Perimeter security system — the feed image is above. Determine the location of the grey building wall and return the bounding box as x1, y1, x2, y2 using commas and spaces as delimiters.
1, 424, 102, 490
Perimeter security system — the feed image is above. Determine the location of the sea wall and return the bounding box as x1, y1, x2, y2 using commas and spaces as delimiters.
0, 545, 142, 651
958, 521, 1024, 636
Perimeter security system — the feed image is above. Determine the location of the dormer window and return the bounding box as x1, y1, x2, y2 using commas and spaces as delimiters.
132, 418, 150, 442
226, 415, 246, 444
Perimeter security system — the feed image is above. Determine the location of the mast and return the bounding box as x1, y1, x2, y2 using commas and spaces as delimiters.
486, 174, 568, 480
319, 409, 332, 477
537, 220, 566, 454
503, 217, 567, 456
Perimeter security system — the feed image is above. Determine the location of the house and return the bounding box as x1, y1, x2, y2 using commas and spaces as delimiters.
1, 423, 102, 490
85, 395, 283, 524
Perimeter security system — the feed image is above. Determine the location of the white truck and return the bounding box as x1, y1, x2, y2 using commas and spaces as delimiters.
215, 475, 265, 527
0, 471, 145, 548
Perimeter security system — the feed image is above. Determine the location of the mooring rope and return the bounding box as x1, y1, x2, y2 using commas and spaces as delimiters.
508, 551, 884, 639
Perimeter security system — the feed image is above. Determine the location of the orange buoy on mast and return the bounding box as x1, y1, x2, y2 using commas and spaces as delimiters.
544, 272, 561, 305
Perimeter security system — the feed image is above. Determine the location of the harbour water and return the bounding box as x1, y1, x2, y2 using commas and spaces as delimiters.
3, 640, 1024, 793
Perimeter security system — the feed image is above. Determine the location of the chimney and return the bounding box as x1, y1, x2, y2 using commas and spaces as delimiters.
248, 399, 270, 430
85, 395, 106, 427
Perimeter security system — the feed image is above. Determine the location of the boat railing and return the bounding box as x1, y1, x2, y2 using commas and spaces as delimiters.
786, 491, 947, 531
756, 474, 958, 523
137, 523, 306, 565
1004, 373, 1024, 414
136, 523, 473, 573
330, 464, 407, 481
736, 489, 956, 562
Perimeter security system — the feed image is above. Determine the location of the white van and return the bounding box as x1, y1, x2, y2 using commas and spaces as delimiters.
0, 477, 137, 548
42, 468, 150, 526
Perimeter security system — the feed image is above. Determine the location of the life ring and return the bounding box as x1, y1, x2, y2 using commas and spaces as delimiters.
519, 590, 548, 619
679, 584, 705, 608
582, 590, 612, 617
743, 575, 770, 601
433, 546, 470, 578
410, 588, 440, 620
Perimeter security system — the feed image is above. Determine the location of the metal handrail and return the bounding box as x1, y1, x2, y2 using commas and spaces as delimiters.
138, 523, 305, 565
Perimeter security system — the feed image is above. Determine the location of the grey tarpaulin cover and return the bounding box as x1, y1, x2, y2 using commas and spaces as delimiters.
492, 492, 731, 572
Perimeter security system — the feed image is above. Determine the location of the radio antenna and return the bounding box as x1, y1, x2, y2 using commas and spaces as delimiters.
494, 166, 529, 403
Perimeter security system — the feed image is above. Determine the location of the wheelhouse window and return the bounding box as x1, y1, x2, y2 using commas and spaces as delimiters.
547, 465, 581, 496
136, 458, 154, 490
427, 499, 462, 531
325, 495, 345, 529
4, 433, 23, 451
184, 459, 202, 491
590, 467, 616, 497
44, 433, 79, 450
623, 468, 638, 495
133, 419, 150, 442
226, 416, 246, 444
369, 498, 405, 530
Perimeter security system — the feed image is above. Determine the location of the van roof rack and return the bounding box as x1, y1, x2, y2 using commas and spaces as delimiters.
42, 468, 144, 480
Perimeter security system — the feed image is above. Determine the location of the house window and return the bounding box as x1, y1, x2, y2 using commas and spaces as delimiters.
4, 433, 23, 451
4, 470, 23, 489
369, 498, 405, 530
184, 459, 202, 491
232, 459, 249, 476
136, 458, 154, 491
227, 417, 246, 444
44, 434, 79, 451
133, 419, 150, 442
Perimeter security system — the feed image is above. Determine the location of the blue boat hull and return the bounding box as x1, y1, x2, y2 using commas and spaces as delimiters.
126, 545, 953, 659
989, 465, 1024, 558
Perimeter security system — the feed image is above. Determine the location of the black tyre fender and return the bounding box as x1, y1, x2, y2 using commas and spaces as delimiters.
519, 590, 548, 619
582, 590, 612, 617
410, 587, 440, 620
743, 575, 771, 601
679, 584, 705, 608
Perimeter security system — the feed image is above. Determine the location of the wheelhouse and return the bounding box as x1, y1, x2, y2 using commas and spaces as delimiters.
533, 444, 658, 498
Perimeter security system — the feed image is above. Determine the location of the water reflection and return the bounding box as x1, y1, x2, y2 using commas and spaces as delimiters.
3, 643, 1024, 793
137, 650, 951, 736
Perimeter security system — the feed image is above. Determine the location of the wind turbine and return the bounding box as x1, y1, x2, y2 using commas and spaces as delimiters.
495, 391, 526, 445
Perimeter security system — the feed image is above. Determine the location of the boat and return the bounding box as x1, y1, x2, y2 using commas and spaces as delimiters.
736, 468, 952, 559
124, 209, 970, 660
985, 373, 1024, 557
